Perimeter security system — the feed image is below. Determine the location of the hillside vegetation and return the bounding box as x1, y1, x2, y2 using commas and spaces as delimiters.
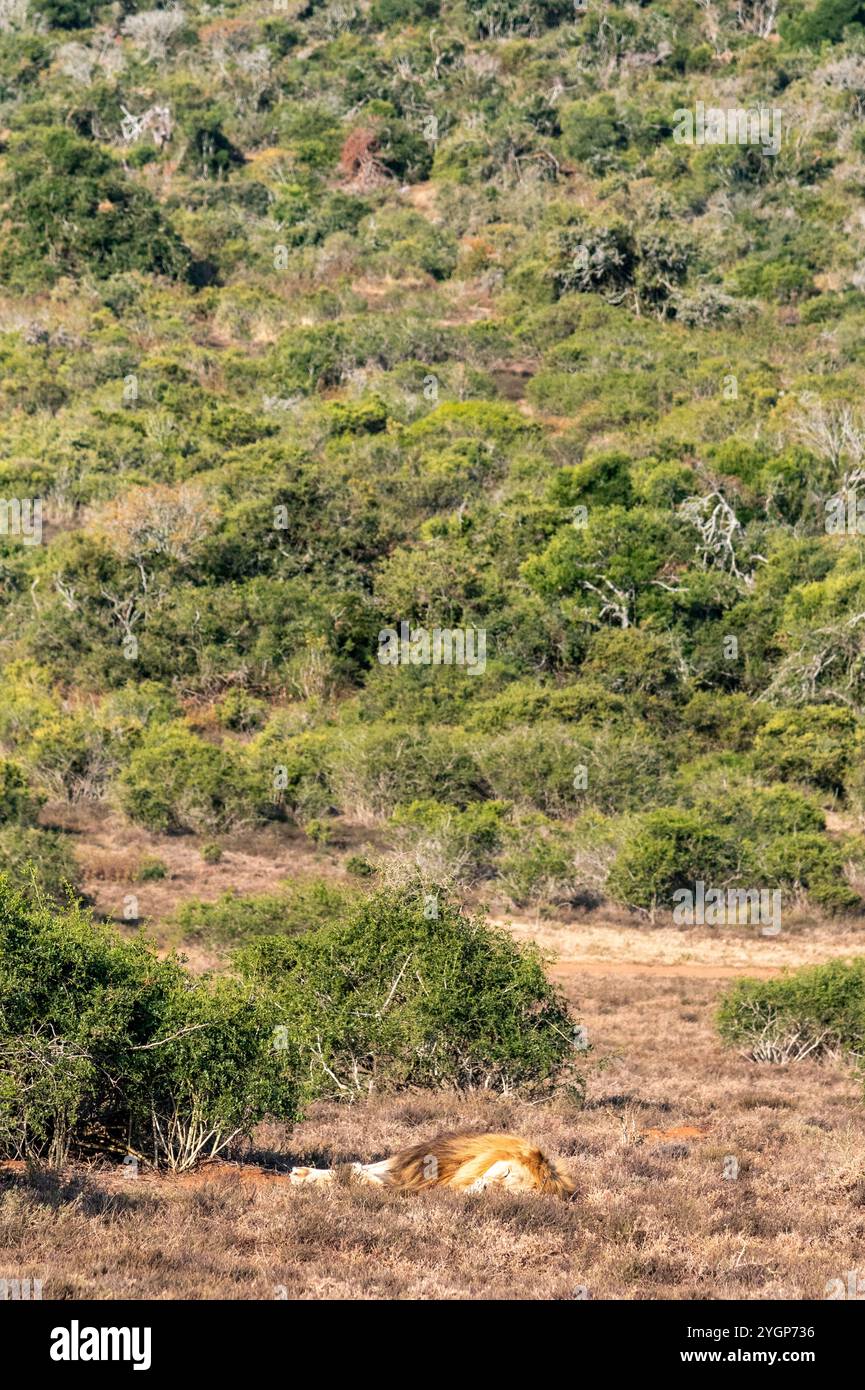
3, 0, 865, 918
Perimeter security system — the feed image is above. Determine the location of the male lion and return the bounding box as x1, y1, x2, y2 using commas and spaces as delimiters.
288, 1130, 576, 1197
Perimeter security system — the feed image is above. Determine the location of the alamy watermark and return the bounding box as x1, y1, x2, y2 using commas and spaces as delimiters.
0, 497, 42, 545
825, 488, 865, 535
672, 881, 782, 935
825, 1269, 865, 1299
673, 102, 782, 156
378, 622, 487, 676
1, 1277, 42, 1300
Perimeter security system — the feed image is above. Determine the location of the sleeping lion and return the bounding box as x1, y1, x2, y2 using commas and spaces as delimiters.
287, 1130, 576, 1197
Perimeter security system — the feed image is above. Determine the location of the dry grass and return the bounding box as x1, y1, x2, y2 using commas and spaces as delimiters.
11, 807, 865, 1298
4, 970, 864, 1300
47, 803, 378, 932
502, 914, 865, 974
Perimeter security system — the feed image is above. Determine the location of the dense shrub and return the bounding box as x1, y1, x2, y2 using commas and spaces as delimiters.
117, 724, 255, 833
607, 798, 859, 914
2, 130, 191, 285
390, 798, 508, 881
466, 0, 573, 38
235, 887, 581, 1099
753, 706, 858, 796
717, 958, 865, 1064
781, 0, 865, 46
327, 723, 487, 819
759, 833, 859, 912
467, 680, 627, 732
31, 0, 100, 27
0, 883, 299, 1167
173, 879, 360, 949
24, 716, 117, 802
180, 115, 245, 181
497, 816, 583, 909
606, 808, 733, 912
0, 828, 81, 905
0, 760, 43, 826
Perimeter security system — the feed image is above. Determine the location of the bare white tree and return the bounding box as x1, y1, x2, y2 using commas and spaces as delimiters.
0, 0, 29, 31
120, 104, 173, 148
57, 42, 94, 85
735, 0, 779, 39
792, 398, 865, 487
679, 490, 757, 580
121, 6, 186, 64
816, 56, 865, 116
57, 34, 125, 86
581, 576, 631, 628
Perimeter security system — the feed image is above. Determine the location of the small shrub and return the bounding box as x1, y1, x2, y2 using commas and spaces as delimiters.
200, 842, 223, 865
215, 690, 268, 734
345, 854, 375, 877
303, 817, 332, 846
717, 959, 865, 1065
136, 856, 167, 882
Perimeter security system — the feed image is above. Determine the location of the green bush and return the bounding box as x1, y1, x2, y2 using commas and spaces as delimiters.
235, 886, 581, 1099
681, 692, 769, 752
781, 0, 865, 46
0, 760, 43, 827
215, 689, 268, 733
0, 881, 300, 1167
467, 680, 627, 732
360, 208, 457, 279
180, 115, 244, 181
0, 827, 81, 905
173, 879, 359, 949
607, 795, 859, 914
717, 958, 865, 1063
753, 706, 858, 796
760, 833, 859, 912
118, 724, 255, 833
346, 853, 375, 877
560, 96, 628, 171
390, 798, 508, 880
25, 716, 117, 802
31, 0, 99, 28
328, 723, 487, 818
466, 0, 573, 38
136, 856, 167, 882
2, 130, 191, 285
477, 723, 585, 815
606, 808, 733, 912
498, 816, 581, 909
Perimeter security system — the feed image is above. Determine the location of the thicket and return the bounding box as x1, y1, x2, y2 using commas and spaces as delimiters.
0, 881, 580, 1166
718, 958, 865, 1065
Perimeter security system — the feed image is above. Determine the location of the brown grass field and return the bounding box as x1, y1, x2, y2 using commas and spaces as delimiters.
4, 914, 865, 1301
